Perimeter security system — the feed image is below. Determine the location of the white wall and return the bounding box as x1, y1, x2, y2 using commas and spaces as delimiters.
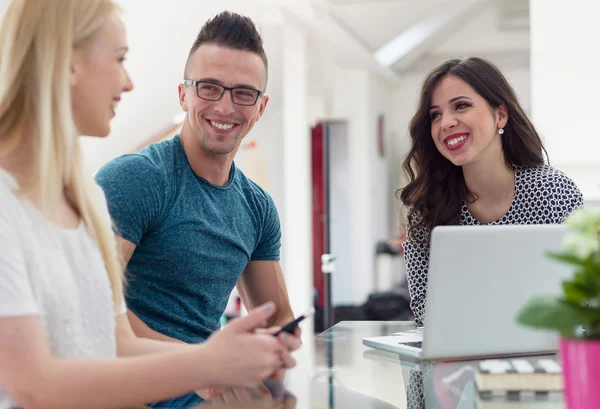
326, 69, 398, 305
330, 69, 372, 304
236, 24, 284, 209
530, 0, 600, 201
306, 61, 400, 305
370, 75, 396, 243
433, 4, 529, 55
328, 122, 353, 305
280, 21, 313, 318
390, 74, 422, 194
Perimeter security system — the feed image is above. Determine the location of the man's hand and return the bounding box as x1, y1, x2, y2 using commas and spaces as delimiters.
202, 303, 294, 388
199, 324, 301, 402
257, 325, 302, 348
256, 325, 301, 382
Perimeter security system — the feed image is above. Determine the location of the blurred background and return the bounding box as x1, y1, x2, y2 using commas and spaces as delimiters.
2, 0, 596, 332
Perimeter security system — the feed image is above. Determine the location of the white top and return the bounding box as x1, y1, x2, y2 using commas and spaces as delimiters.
0, 169, 124, 409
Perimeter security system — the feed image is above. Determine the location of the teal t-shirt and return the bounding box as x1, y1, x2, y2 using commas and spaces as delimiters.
95, 135, 281, 343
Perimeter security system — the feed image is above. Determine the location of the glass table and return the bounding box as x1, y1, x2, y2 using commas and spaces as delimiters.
197, 321, 564, 408
304, 321, 563, 408
15, 321, 560, 409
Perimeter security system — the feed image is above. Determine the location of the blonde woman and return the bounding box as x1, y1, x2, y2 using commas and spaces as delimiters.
0, 1, 296, 409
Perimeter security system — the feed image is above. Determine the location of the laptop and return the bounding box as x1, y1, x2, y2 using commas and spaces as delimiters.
363, 224, 570, 360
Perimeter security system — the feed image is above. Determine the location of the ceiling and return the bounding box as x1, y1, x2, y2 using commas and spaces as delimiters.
312, 0, 530, 75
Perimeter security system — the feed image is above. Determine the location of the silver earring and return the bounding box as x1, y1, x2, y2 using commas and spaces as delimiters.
498, 128, 505, 135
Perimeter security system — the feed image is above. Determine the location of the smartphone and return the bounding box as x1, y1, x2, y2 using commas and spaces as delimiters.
274, 307, 315, 336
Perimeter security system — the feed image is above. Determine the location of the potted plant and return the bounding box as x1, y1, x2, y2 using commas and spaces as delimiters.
516, 207, 600, 409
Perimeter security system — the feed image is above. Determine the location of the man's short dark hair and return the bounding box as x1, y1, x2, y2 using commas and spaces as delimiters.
184, 11, 268, 87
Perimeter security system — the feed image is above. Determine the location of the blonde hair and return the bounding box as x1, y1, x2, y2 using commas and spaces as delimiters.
0, 0, 123, 311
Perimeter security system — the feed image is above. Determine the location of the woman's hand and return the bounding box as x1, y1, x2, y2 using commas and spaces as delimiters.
203, 303, 294, 388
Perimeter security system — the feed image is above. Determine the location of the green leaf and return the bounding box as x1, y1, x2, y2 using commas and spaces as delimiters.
548, 252, 590, 267
563, 280, 598, 304
516, 296, 600, 338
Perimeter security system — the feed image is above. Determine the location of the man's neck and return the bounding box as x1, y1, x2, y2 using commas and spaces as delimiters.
462, 153, 514, 202
179, 127, 234, 187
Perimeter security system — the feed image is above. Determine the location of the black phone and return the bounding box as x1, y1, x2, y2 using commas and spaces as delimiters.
274, 307, 315, 336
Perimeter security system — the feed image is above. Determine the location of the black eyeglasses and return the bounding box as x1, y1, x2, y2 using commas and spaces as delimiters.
182, 80, 263, 106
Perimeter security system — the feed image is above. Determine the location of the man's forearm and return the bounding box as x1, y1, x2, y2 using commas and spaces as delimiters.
126, 310, 186, 344
271, 310, 295, 329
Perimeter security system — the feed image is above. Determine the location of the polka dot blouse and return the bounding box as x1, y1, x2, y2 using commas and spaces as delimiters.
403, 165, 584, 326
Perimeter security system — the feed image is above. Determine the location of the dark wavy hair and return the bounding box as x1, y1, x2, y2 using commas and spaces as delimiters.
397, 57, 548, 242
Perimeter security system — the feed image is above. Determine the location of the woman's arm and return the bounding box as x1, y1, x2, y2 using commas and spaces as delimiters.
115, 309, 299, 362
403, 212, 432, 327
404, 238, 430, 326
0, 304, 288, 409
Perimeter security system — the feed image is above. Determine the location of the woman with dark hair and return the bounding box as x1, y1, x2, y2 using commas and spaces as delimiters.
398, 57, 583, 326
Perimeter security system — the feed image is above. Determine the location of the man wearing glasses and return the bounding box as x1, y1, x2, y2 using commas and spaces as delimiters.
95, 11, 300, 408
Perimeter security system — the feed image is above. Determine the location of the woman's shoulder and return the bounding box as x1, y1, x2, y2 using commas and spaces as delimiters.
0, 169, 26, 217
515, 164, 579, 192
0, 170, 34, 249
513, 164, 583, 221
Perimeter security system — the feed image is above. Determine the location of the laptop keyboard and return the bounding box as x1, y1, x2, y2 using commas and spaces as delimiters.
399, 341, 422, 348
